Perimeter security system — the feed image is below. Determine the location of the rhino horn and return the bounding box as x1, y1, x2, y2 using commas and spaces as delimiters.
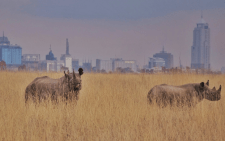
212, 87, 216, 91
218, 85, 221, 92
206, 80, 209, 86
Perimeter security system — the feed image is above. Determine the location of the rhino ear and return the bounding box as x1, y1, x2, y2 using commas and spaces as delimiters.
206, 80, 209, 86
212, 87, 216, 91
200, 82, 204, 88
78, 68, 83, 75
218, 85, 221, 92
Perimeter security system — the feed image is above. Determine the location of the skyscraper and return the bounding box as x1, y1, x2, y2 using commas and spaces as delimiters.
153, 47, 173, 69
191, 14, 210, 70
0, 33, 22, 65
60, 39, 72, 72
148, 57, 165, 69
96, 59, 113, 72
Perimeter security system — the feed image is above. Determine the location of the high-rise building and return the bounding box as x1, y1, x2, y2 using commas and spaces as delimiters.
46, 46, 57, 60
96, 59, 113, 72
148, 57, 165, 69
191, 14, 210, 70
43, 46, 64, 72
111, 58, 137, 72
64, 56, 72, 72
0, 33, 22, 65
60, 39, 72, 72
72, 59, 79, 71
221, 67, 225, 74
82, 60, 92, 72
153, 47, 173, 69
39, 60, 64, 72
22, 54, 40, 71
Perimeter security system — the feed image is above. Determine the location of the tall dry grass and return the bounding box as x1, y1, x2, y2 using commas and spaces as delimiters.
0, 71, 224, 141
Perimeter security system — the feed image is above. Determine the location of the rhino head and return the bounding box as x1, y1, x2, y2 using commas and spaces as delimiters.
205, 85, 221, 101
72, 68, 83, 91
197, 81, 221, 101
63, 68, 83, 92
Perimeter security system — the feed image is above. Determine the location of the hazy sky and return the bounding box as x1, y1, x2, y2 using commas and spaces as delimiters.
0, 0, 225, 70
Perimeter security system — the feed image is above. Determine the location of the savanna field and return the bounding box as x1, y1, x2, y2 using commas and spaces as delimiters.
0, 71, 225, 141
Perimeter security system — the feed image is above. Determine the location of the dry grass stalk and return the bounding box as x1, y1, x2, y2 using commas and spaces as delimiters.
0, 71, 224, 141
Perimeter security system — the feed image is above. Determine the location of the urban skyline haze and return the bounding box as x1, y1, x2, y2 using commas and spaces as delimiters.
0, 0, 225, 70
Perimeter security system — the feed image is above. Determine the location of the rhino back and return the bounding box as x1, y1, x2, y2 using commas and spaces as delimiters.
149, 85, 188, 98
25, 76, 64, 97
35, 77, 63, 93
147, 84, 199, 105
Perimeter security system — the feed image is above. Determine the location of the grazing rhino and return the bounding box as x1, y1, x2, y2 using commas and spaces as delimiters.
147, 80, 221, 107
25, 68, 83, 103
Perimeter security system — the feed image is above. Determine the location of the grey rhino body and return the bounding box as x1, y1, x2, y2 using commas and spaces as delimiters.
147, 81, 221, 107
25, 68, 83, 103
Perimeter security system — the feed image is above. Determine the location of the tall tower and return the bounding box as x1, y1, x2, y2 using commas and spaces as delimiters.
60, 38, 72, 72
66, 38, 69, 55
191, 13, 210, 70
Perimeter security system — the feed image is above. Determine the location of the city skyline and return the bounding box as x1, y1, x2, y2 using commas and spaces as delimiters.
0, 0, 225, 70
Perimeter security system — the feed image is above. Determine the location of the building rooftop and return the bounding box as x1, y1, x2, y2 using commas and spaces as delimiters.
198, 12, 206, 24
155, 46, 173, 55
46, 46, 57, 60
0, 32, 10, 45
160, 46, 167, 53
0, 44, 22, 49
198, 18, 206, 24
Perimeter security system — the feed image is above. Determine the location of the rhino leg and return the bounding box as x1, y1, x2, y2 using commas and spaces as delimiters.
75, 91, 79, 100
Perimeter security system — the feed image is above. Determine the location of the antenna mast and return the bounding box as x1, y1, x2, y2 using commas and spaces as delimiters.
66, 38, 69, 55
179, 55, 182, 69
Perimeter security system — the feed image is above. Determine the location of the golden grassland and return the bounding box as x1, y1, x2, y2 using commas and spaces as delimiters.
0, 71, 225, 141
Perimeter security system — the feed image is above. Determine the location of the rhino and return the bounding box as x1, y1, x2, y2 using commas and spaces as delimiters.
25, 68, 83, 103
147, 80, 221, 107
